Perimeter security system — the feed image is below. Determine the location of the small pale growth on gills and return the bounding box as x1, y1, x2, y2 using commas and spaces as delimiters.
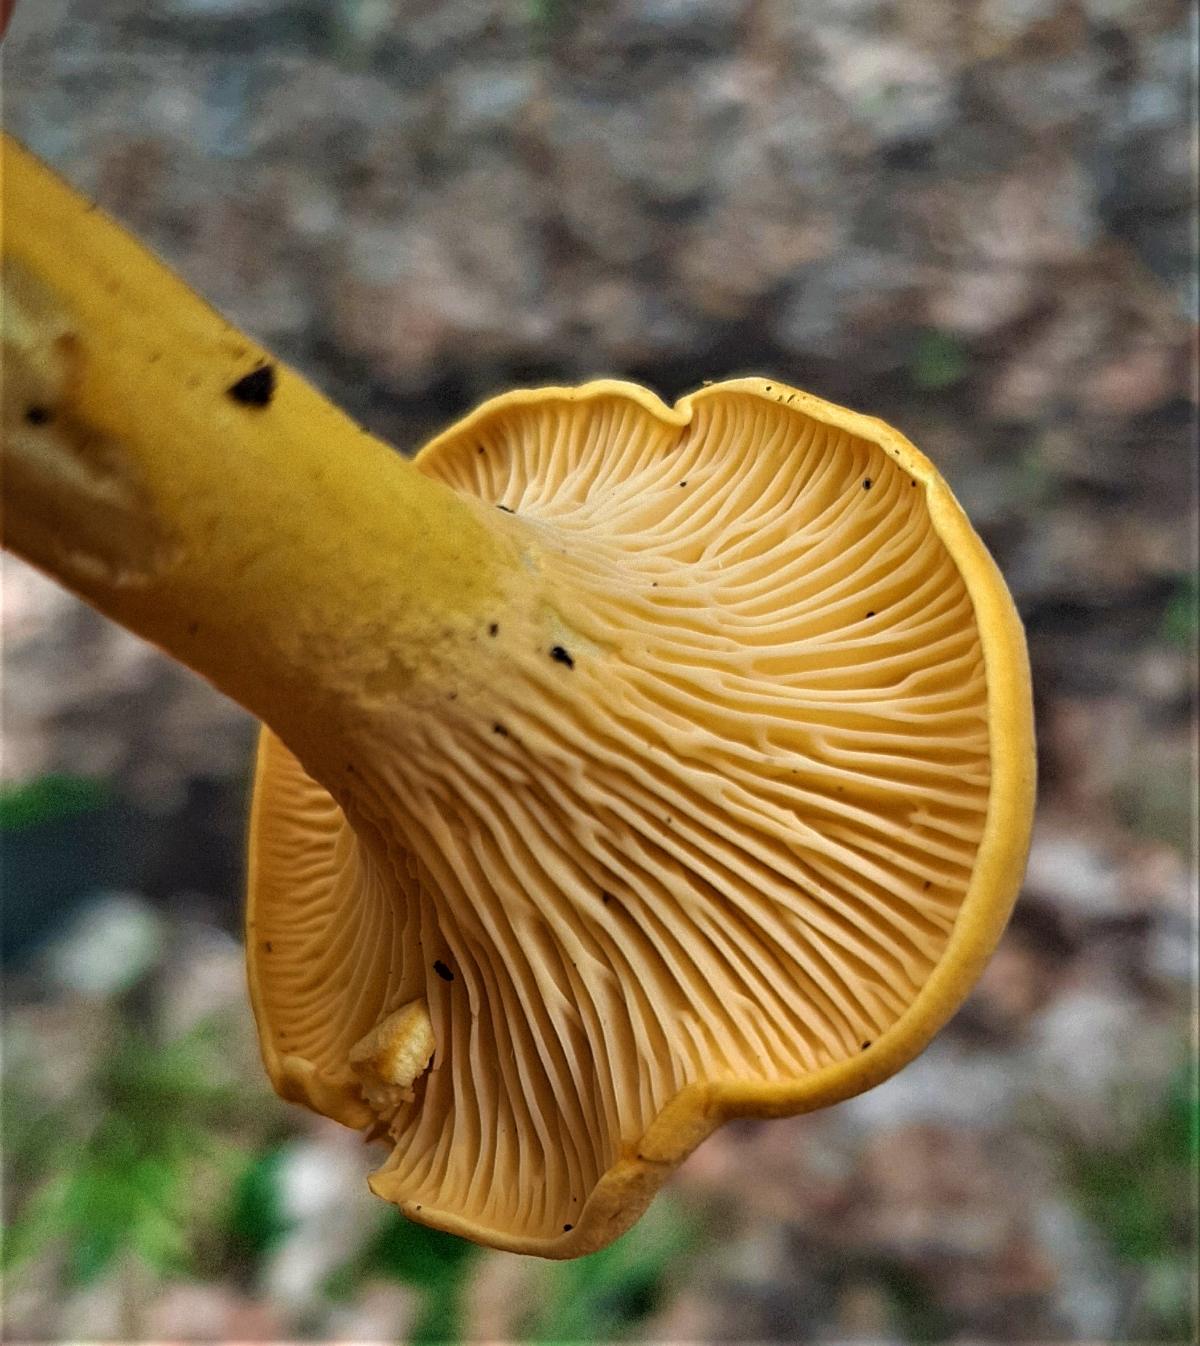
349, 1001, 436, 1116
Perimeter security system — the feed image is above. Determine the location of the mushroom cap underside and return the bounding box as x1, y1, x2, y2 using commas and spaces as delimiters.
246, 378, 1035, 1257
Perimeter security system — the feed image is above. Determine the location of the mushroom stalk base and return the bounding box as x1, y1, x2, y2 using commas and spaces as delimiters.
1, 134, 522, 758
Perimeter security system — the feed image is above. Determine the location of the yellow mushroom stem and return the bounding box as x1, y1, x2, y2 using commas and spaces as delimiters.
1, 133, 530, 787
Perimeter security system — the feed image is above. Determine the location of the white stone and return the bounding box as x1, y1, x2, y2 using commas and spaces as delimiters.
1033, 1197, 1122, 1338
840, 1037, 1021, 1130
265, 1129, 381, 1310
1023, 824, 1125, 918
44, 891, 164, 998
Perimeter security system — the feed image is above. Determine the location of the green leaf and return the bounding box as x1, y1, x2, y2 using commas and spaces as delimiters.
225, 1145, 292, 1263
324, 1209, 478, 1342
523, 1198, 695, 1342
62, 1167, 135, 1286
363, 1211, 476, 1290
0, 773, 110, 831
4, 1012, 253, 1295
0, 1173, 74, 1273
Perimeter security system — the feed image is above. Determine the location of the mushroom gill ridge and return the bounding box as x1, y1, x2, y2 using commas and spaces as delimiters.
248, 378, 1026, 1257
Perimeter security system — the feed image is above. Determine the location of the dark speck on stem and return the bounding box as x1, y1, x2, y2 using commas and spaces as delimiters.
227, 364, 276, 407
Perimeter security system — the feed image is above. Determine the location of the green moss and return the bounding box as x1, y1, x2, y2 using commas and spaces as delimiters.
909, 329, 969, 391
1113, 749, 1195, 852
1160, 573, 1199, 651
876, 1260, 952, 1343
1063, 1063, 1198, 1341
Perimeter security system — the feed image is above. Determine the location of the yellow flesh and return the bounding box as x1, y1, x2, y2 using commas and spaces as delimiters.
3, 135, 1035, 1259
1, 134, 521, 776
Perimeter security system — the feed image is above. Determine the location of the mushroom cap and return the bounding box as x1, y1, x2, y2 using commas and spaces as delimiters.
246, 377, 1034, 1257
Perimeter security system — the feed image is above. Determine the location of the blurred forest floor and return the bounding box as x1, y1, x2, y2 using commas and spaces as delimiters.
2, 0, 1197, 1341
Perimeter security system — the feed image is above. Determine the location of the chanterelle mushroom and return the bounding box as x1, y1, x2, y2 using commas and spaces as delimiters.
2, 136, 1035, 1257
